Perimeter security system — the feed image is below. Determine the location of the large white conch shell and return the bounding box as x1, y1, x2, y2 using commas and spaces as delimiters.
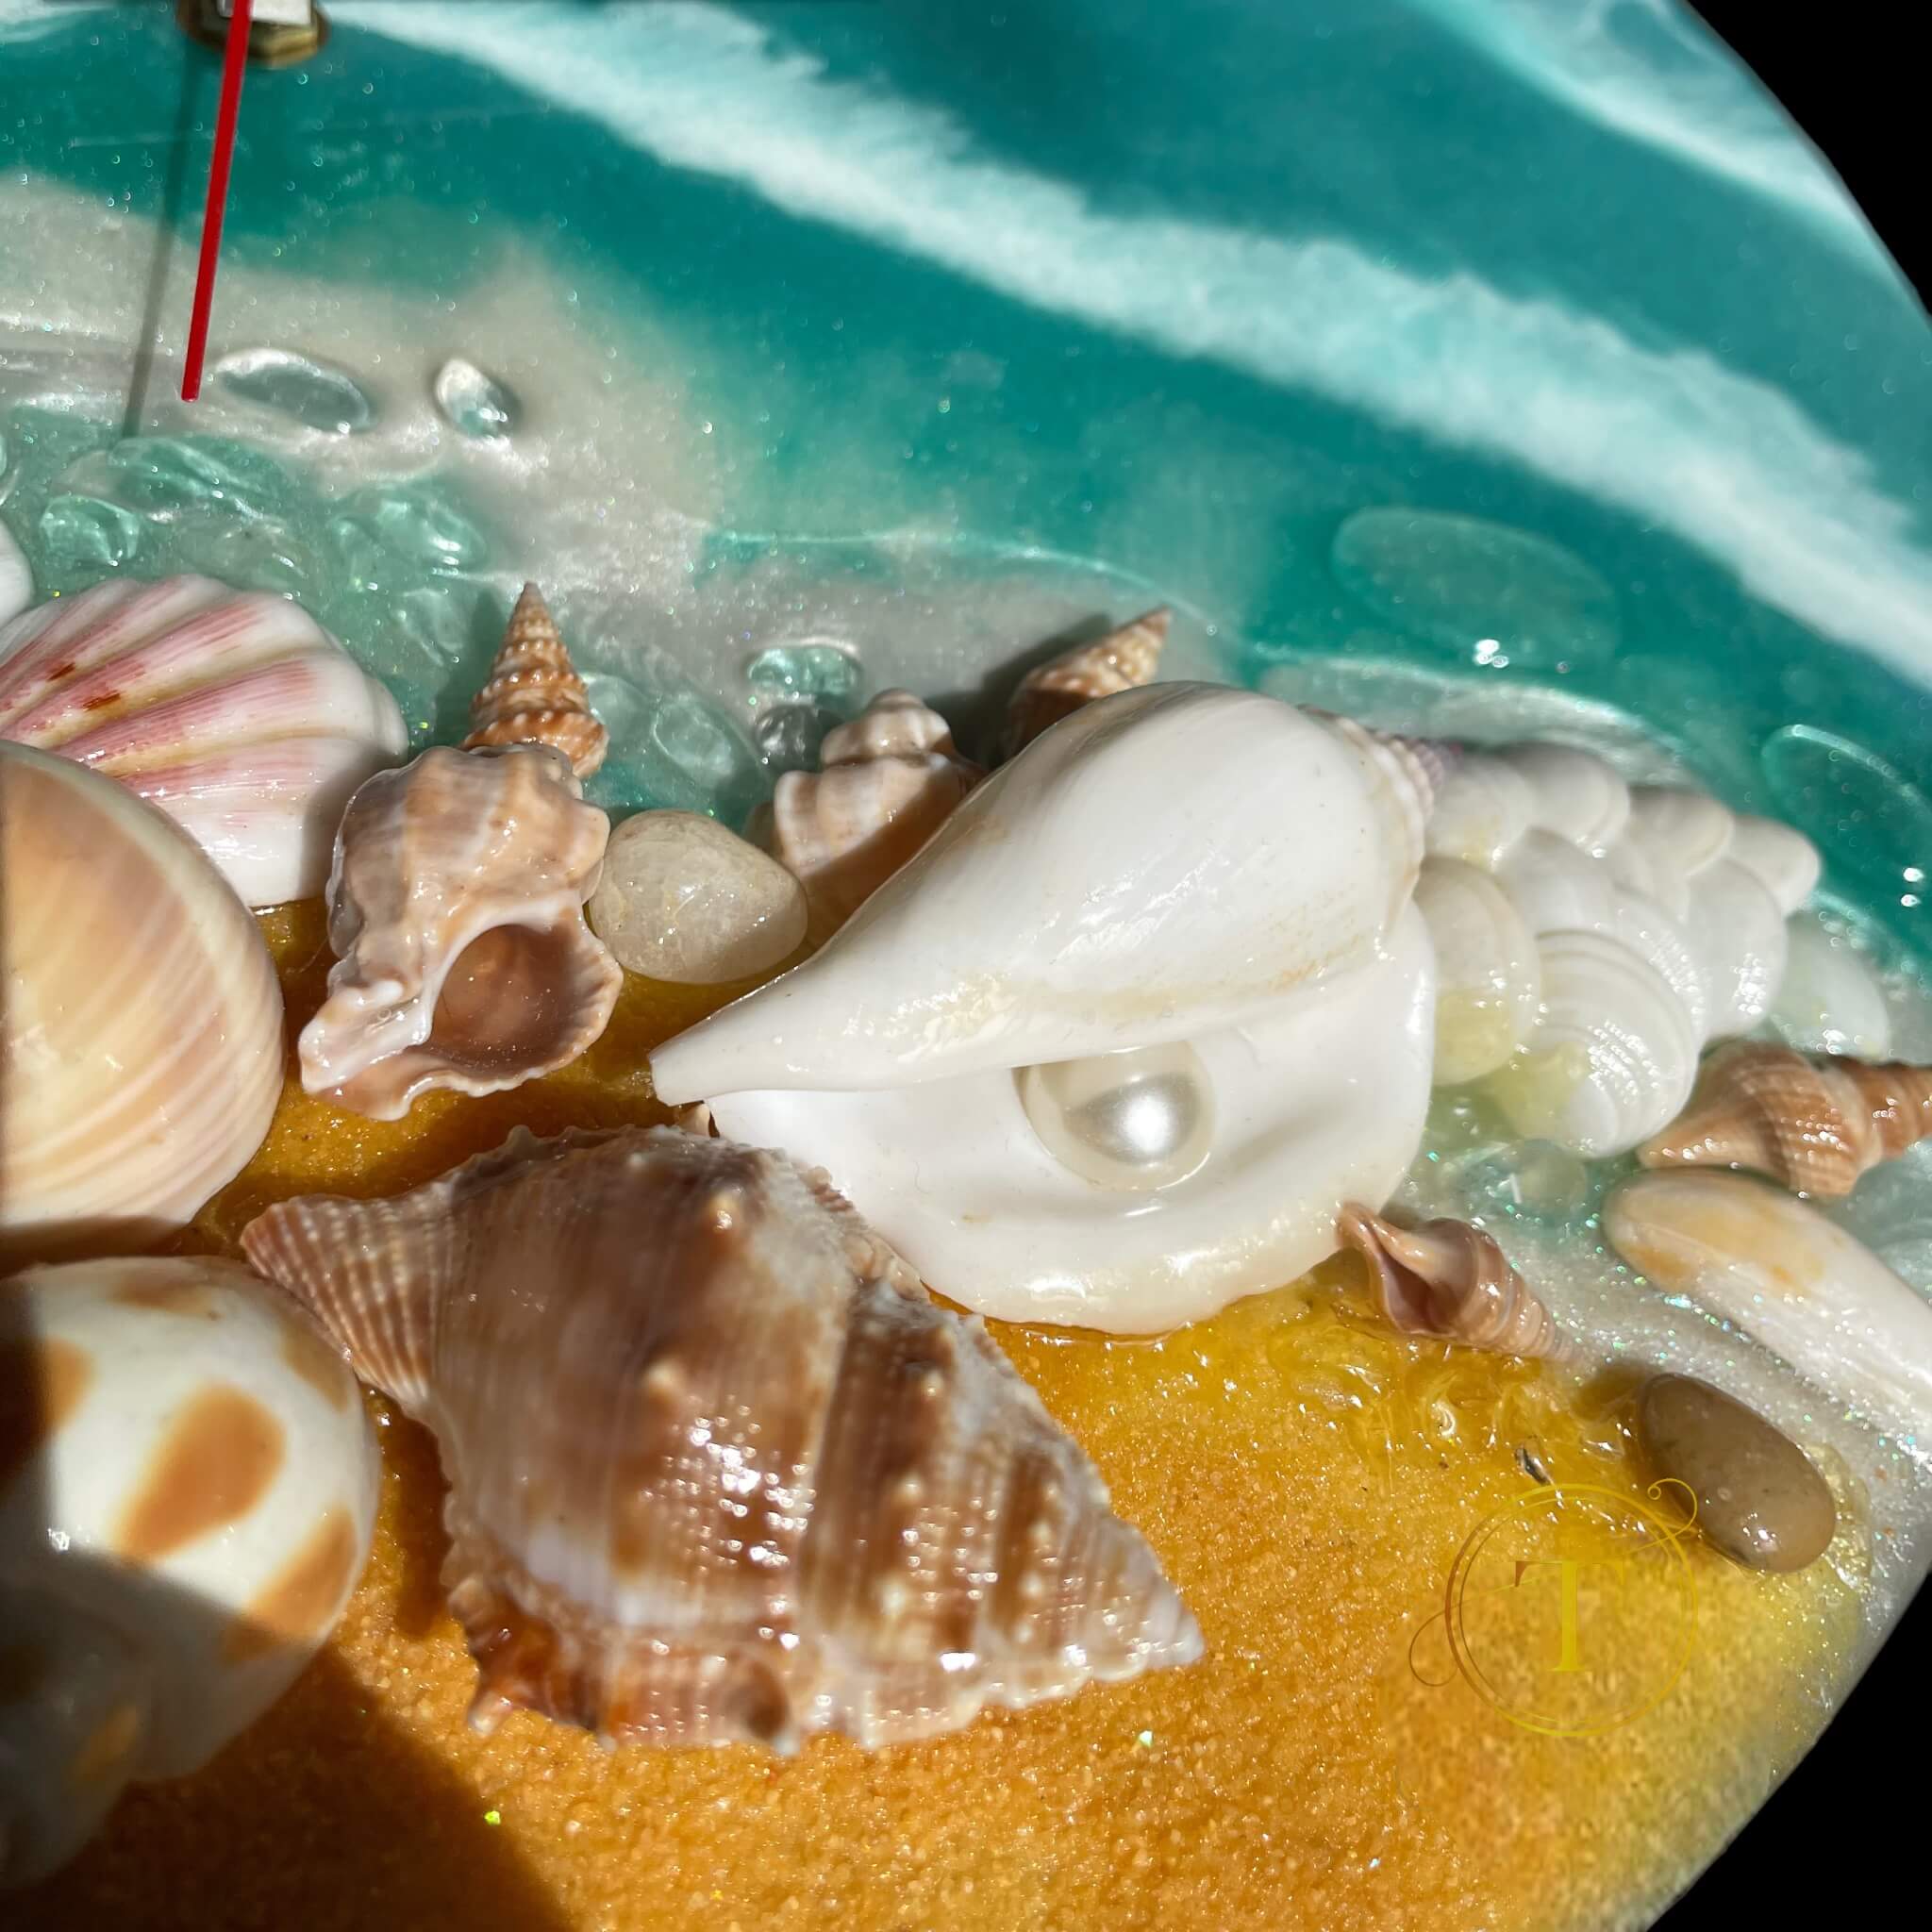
0, 743, 283, 1265
655, 685, 1440, 1333
0, 575, 406, 906
0, 1257, 379, 1886
655, 683, 1432, 1102
298, 744, 622, 1120
1414, 746, 1819, 1158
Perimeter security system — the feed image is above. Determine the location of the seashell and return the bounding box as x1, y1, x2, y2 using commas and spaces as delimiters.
1770, 914, 1893, 1058
1495, 828, 1617, 936
1315, 712, 1448, 912
0, 743, 283, 1265
1484, 927, 1700, 1158
1607, 888, 1710, 1042
297, 743, 622, 1121
588, 808, 808, 984
1426, 752, 1538, 870
460, 580, 607, 779
1004, 607, 1169, 756
1604, 832, 1690, 923
0, 1256, 378, 1885
1724, 814, 1821, 916
1336, 1204, 1569, 1359
1636, 1041, 1932, 1197
0, 575, 406, 906
770, 689, 983, 938
1413, 857, 1541, 1084
1619, 784, 1735, 879
1606, 1172, 1932, 1436
1686, 858, 1788, 1039
696, 907, 1438, 1332
655, 684, 1432, 1103
239, 1127, 1203, 1748
1494, 742, 1630, 853
0, 517, 30, 626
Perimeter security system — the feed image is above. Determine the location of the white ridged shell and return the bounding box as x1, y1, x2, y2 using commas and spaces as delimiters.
0, 1257, 378, 1886
1413, 858, 1541, 1084
1621, 785, 1734, 878
1690, 858, 1789, 1039
1495, 828, 1616, 936
0, 744, 283, 1265
1426, 753, 1538, 869
1769, 915, 1893, 1058
1607, 1173, 1932, 1435
0, 575, 406, 907
1725, 815, 1822, 916
1494, 742, 1630, 852
1485, 928, 1700, 1158
653, 684, 1430, 1104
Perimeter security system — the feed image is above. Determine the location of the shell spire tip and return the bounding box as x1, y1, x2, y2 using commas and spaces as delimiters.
462, 581, 608, 779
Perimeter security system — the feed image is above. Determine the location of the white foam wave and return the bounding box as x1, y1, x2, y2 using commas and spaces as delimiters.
334, 1, 1932, 676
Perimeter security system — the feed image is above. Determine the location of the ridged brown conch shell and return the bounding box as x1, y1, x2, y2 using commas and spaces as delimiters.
297, 744, 622, 1120
0, 742, 283, 1265
1004, 608, 1169, 756
1636, 1041, 1932, 1196
769, 688, 984, 937
1336, 1203, 1569, 1360
460, 581, 608, 778
239, 1127, 1203, 1750
0, 574, 407, 906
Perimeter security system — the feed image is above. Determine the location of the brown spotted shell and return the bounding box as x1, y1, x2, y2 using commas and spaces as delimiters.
297, 743, 622, 1121
1636, 1041, 1932, 1197
461, 582, 608, 778
239, 1127, 1201, 1752
1337, 1203, 1569, 1360
1004, 608, 1169, 756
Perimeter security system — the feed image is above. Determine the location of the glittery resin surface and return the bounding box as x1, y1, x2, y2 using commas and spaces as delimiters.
15, 907, 1872, 1932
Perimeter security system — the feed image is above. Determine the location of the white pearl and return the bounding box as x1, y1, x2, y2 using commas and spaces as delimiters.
1016, 1043, 1215, 1191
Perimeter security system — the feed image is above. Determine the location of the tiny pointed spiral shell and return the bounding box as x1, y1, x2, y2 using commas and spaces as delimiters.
461, 582, 608, 778
1636, 1041, 1932, 1197
1336, 1203, 1569, 1360
1005, 608, 1170, 755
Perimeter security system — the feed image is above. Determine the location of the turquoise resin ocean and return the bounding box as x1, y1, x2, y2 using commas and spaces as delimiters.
3, 0, 1930, 956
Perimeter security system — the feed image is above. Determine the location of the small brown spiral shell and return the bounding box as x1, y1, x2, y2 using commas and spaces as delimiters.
1636, 1041, 1932, 1197
1336, 1203, 1569, 1360
1004, 608, 1170, 756
462, 581, 608, 778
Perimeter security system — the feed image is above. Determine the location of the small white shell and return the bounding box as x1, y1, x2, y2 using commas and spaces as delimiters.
1607, 889, 1710, 1043
1689, 858, 1789, 1040
1485, 928, 1700, 1158
655, 685, 1428, 1104
1426, 752, 1537, 869
1606, 1172, 1932, 1436
1494, 742, 1630, 852
1495, 828, 1617, 936
1413, 858, 1541, 1084
0, 1257, 379, 1885
1769, 915, 1894, 1058
1620, 785, 1735, 879
0, 575, 406, 907
0, 744, 284, 1265
1726, 815, 1822, 916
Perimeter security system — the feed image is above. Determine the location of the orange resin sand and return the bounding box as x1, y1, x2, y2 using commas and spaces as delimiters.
21, 905, 1870, 1932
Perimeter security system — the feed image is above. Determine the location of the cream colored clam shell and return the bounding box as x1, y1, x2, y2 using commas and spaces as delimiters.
0, 743, 283, 1265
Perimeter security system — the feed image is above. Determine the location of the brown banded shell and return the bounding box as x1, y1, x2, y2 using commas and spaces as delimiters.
239, 1127, 1202, 1751
1336, 1203, 1569, 1360
461, 581, 608, 778
297, 743, 622, 1121
1004, 608, 1170, 755
1636, 1041, 1932, 1196
769, 689, 984, 939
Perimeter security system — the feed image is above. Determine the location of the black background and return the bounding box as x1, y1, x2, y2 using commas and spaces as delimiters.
1654, 7, 1923, 1928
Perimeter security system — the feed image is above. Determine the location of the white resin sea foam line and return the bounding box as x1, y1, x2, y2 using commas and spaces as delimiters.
1408, 0, 1890, 272
339, 1, 1932, 677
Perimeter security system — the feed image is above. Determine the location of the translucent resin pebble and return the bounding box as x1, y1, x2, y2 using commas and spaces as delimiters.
210, 348, 376, 437
588, 809, 808, 984
431, 357, 520, 441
